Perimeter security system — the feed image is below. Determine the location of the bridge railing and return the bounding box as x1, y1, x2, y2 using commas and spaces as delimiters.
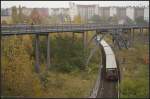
1, 24, 149, 35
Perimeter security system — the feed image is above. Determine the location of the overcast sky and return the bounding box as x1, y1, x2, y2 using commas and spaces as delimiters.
1, 1, 149, 8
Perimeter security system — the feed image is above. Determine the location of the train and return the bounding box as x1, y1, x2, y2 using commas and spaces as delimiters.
96, 35, 119, 81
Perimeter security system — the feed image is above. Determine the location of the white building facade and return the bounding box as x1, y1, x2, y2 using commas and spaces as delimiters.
126, 6, 135, 20
144, 6, 149, 22
69, 2, 99, 21
69, 2, 78, 21
110, 7, 117, 17
49, 8, 69, 16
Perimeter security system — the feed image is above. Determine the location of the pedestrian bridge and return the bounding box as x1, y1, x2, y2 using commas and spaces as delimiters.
1, 24, 149, 35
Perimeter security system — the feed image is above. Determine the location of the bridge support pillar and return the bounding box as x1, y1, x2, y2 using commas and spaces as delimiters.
35, 34, 40, 73
83, 32, 87, 50
47, 33, 50, 70
83, 32, 87, 68
129, 29, 132, 47
132, 28, 135, 44
86, 31, 88, 45
140, 28, 143, 41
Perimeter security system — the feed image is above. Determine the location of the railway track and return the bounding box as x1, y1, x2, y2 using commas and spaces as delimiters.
89, 38, 120, 98
96, 67, 118, 98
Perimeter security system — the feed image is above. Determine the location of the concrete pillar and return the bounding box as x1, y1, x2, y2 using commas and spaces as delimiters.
132, 28, 135, 45
35, 34, 40, 73
83, 32, 86, 50
83, 32, 87, 67
129, 29, 132, 47
140, 28, 142, 41
47, 34, 50, 70
142, 28, 144, 42
86, 31, 88, 45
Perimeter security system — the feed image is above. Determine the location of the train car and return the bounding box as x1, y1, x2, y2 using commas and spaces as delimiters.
105, 54, 118, 81
99, 39, 118, 81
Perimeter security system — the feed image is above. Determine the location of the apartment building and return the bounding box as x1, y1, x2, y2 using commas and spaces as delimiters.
100, 7, 110, 18
134, 7, 144, 19
49, 8, 69, 16
144, 6, 149, 22
22, 7, 33, 16
69, 2, 99, 21
110, 6, 117, 17
116, 7, 126, 19
126, 6, 135, 20
1, 8, 12, 16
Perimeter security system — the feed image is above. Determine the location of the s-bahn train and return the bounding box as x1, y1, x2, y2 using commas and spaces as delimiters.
96, 36, 119, 81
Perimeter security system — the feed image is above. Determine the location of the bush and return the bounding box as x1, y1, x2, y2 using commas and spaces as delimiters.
31, 34, 85, 73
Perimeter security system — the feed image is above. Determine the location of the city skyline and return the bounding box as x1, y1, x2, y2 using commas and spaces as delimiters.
1, 1, 149, 8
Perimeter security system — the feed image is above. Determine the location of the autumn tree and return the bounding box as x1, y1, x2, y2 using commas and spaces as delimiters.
124, 16, 135, 24
30, 8, 43, 24
12, 6, 18, 24
73, 15, 82, 24
1, 20, 8, 25
1, 36, 42, 96
135, 16, 147, 25
18, 5, 23, 23
90, 15, 102, 23
108, 15, 118, 24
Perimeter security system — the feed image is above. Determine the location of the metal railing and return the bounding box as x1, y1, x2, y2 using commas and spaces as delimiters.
1, 24, 149, 36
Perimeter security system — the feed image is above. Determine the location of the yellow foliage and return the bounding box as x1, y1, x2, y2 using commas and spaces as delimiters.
1, 36, 42, 97
73, 15, 82, 24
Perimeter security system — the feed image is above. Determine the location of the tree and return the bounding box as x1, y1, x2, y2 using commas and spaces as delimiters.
1, 20, 8, 25
124, 16, 135, 25
1, 36, 42, 96
90, 15, 101, 23
18, 5, 23, 23
11, 6, 18, 24
135, 16, 147, 25
73, 15, 82, 24
30, 8, 43, 24
108, 15, 118, 24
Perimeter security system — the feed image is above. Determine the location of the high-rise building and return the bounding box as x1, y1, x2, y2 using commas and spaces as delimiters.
110, 7, 117, 17
50, 8, 69, 16
116, 7, 126, 19
144, 6, 149, 22
1, 8, 12, 16
126, 6, 135, 20
22, 7, 33, 16
100, 7, 110, 18
77, 4, 99, 21
69, 2, 99, 21
69, 2, 78, 21
134, 7, 144, 19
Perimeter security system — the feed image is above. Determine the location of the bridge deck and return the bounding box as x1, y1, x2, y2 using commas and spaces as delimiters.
1, 24, 149, 35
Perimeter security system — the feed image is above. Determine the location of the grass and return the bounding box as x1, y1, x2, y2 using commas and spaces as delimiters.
3, 29, 148, 98
1, 32, 100, 98
32, 66, 98, 98
116, 32, 149, 98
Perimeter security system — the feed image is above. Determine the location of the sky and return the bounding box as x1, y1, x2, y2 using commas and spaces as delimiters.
1, 1, 149, 8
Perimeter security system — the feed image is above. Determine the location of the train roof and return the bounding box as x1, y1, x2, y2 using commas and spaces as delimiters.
100, 40, 109, 47
100, 39, 117, 69
106, 54, 117, 68
103, 47, 114, 55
